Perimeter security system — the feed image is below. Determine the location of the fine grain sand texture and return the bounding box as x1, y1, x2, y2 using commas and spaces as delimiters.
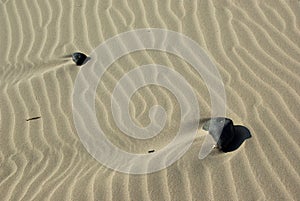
0, 0, 300, 200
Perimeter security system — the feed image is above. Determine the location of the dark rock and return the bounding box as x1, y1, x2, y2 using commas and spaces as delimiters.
203, 117, 251, 152
72, 52, 88, 66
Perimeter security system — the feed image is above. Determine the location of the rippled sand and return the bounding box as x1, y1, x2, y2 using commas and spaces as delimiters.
0, 0, 300, 200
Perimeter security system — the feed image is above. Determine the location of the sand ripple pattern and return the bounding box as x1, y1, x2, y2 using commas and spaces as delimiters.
0, 0, 299, 200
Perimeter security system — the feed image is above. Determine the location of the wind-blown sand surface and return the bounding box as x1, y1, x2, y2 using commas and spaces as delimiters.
0, 0, 300, 200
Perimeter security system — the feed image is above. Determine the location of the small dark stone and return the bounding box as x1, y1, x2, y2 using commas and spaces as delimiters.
72, 52, 88, 66
203, 117, 251, 152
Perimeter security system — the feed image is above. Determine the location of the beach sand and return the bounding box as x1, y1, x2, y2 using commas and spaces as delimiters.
0, 0, 300, 200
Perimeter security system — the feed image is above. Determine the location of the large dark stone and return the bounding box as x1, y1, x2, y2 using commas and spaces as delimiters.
203, 117, 251, 152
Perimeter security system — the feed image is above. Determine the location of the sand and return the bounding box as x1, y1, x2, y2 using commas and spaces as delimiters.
0, 0, 300, 200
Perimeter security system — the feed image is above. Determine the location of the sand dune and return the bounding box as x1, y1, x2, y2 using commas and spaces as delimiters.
0, 0, 300, 200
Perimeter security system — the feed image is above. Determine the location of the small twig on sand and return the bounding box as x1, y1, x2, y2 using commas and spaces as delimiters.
26, 116, 41, 121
